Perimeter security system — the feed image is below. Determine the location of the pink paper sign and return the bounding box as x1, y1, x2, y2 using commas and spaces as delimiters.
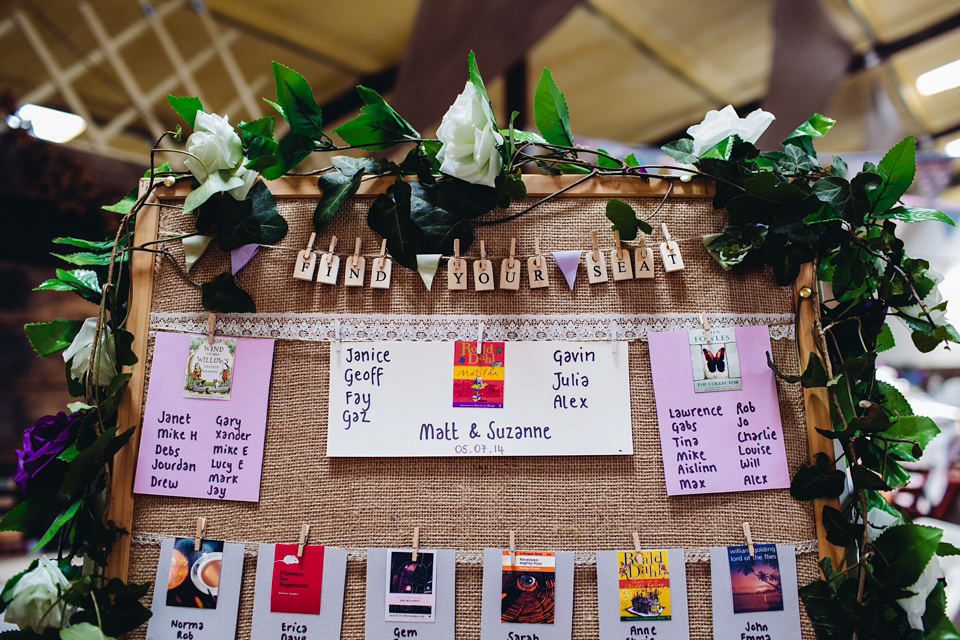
648, 325, 789, 496
134, 331, 275, 502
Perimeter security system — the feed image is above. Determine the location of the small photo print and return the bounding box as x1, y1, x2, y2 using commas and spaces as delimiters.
728, 544, 784, 614
617, 550, 671, 621
184, 336, 236, 400
688, 327, 742, 393
501, 551, 555, 624
270, 543, 325, 615
385, 549, 436, 622
167, 537, 224, 609
452, 340, 505, 408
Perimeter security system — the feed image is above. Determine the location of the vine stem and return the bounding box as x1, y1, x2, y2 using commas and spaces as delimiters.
473, 169, 599, 226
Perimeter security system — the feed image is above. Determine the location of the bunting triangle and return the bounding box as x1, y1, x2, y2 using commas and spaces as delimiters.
552, 250, 582, 290
183, 234, 213, 272
417, 254, 442, 291
231, 244, 260, 275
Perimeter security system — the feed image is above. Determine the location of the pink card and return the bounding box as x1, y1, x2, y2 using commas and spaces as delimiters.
648, 325, 789, 496
133, 331, 275, 502
271, 544, 324, 614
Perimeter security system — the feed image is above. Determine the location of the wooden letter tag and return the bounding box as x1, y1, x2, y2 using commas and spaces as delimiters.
610, 248, 633, 280
527, 255, 549, 289
635, 247, 655, 279
344, 256, 365, 287
500, 258, 521, 290
474, 259, 495, 291
448, 258, 468, 290
293, 249, 317, 281
370, 256, 392, 289
586, 250, 608, 284
659, 240, 684, 272
316, 254, 340, 284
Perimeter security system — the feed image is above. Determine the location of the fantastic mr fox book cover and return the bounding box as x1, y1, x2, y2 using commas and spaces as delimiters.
617, 550, 671, 621
452, 340, 505, 408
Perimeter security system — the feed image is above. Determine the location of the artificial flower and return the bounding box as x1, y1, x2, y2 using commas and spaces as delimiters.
435, 82, 504, 187
2, 557, 77, 631
62, 318, 116, 387
686, 104, 775, 157
14, 411, 81, 493
183, 111, 257, 202
60, 622, 115, 640
897, 268, 947, 326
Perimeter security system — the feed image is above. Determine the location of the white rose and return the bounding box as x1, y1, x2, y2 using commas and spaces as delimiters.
686, 104, 775, 157
3, 557, 77, 631
435, 82, 504, 187
62, 318, 116, 387
898, 268, 947, 325
183, 111, 256, 201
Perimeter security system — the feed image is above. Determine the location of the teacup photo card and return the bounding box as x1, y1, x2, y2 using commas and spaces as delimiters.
365, 548, 456, 639
146, 537, 244, 639
710, 544, 802, 640
134, 331, 275, 502
250, 543, 347, 639
596, 548, 689, 640
481, 548, 574, 640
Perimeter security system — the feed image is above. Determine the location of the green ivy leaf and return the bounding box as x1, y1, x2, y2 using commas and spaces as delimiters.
269, 62, 324, 140
61, 426, 135, 498
790, 452, 845, 500
661, 138, 697, 164
874, 204, 954, 226
315, 169, 365, 231
872, 523, 942, 589
420, 179, 498, 220
783, 113, 836, 142
239, 117, 278, 171
31, 499, 82, 552
201, 273, 256, 313
332, 85, 419, 152
198, 181, 287, 251
813, 177, 855, 214
851, 463, 892, 491
260, 132, 315, 181
367, 178, 419, 270
605, 199, 652, 241
822, 505, 863, 547
24, 319, 83, 357
830, 155, 848, 177
533, 68, 574, 147
400, 146, 437, 185
494, 171, 526, 208
874, 136, 916, 212
409, 183, 474, 256
166, 94, 205, 128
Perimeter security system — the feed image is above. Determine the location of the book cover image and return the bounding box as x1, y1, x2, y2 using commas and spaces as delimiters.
452, 340, 505, 408
617, 550, 671, 621
728, 544, 784, 614
270, 544, 324, 615
184, 336, 236, 400
384, 549, 437, 622
501, 550, 555, 624
687, 327, 742, 393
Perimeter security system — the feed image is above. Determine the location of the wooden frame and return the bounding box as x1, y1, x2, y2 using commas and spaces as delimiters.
104, 174, 840, 580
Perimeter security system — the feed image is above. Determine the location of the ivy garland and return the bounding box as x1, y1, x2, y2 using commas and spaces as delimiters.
5, 52, 959, 639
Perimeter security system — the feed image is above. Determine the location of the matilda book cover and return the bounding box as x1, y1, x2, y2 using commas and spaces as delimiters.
452, 340, 505, 408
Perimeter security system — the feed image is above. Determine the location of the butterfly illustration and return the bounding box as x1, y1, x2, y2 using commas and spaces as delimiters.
702, 347, 727, 379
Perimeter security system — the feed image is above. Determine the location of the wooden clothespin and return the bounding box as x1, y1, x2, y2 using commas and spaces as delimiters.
528, 238, 549, 289
474, 240, 494, 291
509, 530, 516, 566
610, 230, 633, 281
411, 526, 420, 562
635, 232, 655, 279
316, 235, 341, 285
586, 230, 609, 284
293, 232, 318, 281
632, 531, 642, 554
371, 239, 393, 289
500, 238, 521, 290
477, 321, 485, 353
206, 313, 216, 345
742, 522, 755, 558
659, 223, 684, 272
700, 313, 713, 343
297, 523, 310, 559
448, 238, 468, 290
344, 238, 365, 287
194, 516, 207, 551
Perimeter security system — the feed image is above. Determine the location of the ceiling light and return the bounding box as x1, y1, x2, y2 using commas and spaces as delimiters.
944, 137, 960, 158
8, 104, 86, 143
917, 59, 960, 96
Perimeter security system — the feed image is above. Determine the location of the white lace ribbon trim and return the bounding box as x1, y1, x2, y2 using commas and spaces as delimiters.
149, 312, 794, 343
129, 531, 816, 563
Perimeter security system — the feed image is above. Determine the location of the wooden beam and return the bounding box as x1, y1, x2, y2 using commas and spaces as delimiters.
0, 17, 14, 40
195, 3, 260, 118
78, 1, 165, 140
137, 0, 205, 102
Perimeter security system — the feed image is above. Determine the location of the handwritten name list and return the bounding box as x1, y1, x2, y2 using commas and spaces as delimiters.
648, 326, 789, 495
134, 331, 275, 502
327, 341, 632, 457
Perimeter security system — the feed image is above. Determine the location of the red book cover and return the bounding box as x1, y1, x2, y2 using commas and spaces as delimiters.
270, 543, 324, 614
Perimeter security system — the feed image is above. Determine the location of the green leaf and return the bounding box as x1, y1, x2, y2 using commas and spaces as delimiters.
24, 319, 82, 357
314, 169, 365, 230
332, 85, 419, 152
851, 463, 892, 491
533, 68, 573, 147
198, 181, 287, 251
52, 237, 115, 251
35, 268, 102, 302
624, 153, 640, 167
31, 500, 82, 552
0, 502, 30, 532
239, 117, 278, 171
166, 95, 205, 128
201, 272, 256, 313
822, 504, 863, 547
813, 177, 855, 214
874, 136, 916, 212
61, 426, 135, 498
783, 113, 836, 142
494, 171, 526, 207
699, 136, 737, 160
661, 138, 697, 164
260, 132, 315, 180
596, 148, 619, 169
605, 198, 652, 241
872, 523, 941, 588
409, 183, 474, 256
467, 50, 491, 108
830, 155, 848, 177
183, 171, 245, 214
790, 452, 845, 500
501, 129, 546, 145
51, 251, 120, 266
886, 415, 940, 461
331, 155, 385, 178
937, 541, 960, 557
367, 178, 419, 270
874, 204, 954, 226
270, 62, 324, 140
876, 323, 895, 352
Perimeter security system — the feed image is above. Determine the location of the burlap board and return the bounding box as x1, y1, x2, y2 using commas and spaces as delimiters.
124, 181, 817, 639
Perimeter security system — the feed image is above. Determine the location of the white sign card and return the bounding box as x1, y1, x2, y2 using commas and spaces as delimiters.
596, 548, 689, 640
365, 548, 456, 640
481, 548, 574, 640
146, 537, 244, 640
710, 544, 802, 640
250, 544, 347, 639
327, 341, 632, 457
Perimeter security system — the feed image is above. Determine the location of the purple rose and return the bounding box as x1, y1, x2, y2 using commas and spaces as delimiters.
15, 412, 81, 493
